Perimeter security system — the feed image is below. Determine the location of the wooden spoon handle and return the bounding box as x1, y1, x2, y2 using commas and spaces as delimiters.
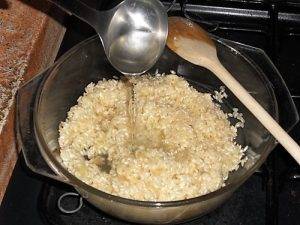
207, 61, 300, 165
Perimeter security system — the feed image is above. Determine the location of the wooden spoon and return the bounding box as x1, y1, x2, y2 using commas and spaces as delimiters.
167, 16, 300, 165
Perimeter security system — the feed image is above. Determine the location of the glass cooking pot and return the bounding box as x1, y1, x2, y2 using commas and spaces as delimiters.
17, 35, 298, 224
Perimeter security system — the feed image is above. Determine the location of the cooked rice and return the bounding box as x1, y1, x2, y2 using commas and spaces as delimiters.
213, 86, 227, 103
59, 74, 246, 201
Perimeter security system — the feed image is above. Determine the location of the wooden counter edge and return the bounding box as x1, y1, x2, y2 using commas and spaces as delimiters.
0, 5, 66, 204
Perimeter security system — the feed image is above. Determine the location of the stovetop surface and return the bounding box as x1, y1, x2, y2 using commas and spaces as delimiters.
1, 1, 300, 225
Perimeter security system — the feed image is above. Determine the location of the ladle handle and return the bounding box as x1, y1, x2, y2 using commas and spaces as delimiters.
48, 0, 99, 28
208, 61, 300, 165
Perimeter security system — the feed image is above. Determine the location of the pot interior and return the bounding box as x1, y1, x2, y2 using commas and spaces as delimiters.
35, 35, 278, 202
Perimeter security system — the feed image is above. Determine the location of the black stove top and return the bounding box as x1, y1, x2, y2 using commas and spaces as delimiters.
1, 1, 300, 225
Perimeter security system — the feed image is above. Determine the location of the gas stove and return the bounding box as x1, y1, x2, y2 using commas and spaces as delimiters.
1, 1, 300, 225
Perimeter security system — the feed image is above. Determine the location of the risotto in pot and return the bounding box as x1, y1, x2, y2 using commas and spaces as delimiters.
58, 74, 247, 201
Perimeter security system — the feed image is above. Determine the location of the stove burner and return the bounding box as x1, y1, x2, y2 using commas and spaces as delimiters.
57, 192, 83, 214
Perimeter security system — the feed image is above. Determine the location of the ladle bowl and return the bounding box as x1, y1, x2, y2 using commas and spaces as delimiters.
49, 0, 168, 75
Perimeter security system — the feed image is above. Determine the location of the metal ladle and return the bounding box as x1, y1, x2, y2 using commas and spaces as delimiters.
49, 0, 168, 75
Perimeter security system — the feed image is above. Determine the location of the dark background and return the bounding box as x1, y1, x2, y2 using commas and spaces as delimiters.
1, 1, 300, 225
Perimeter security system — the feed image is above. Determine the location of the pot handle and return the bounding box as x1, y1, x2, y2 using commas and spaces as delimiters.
220, 38, 299, 132
250, 51, 299, 132
16, 69, 70, 184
